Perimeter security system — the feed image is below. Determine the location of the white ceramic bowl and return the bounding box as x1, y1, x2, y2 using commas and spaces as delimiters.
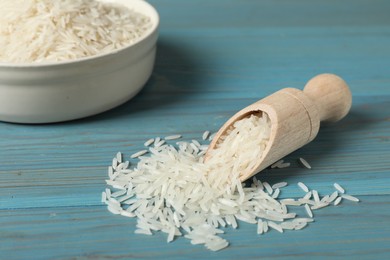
0, 0, 159, 123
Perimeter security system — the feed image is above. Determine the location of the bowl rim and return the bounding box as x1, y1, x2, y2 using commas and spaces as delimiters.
0, 0, 159, 69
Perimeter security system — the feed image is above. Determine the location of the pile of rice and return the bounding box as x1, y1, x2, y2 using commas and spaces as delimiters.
0, 0, 152, 63
102, 113, 359, 251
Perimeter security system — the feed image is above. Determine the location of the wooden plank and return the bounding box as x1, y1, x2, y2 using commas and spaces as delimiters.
0, 195, 389, 259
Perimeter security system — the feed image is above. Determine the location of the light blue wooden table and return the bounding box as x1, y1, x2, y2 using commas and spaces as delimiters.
1, 0, 389, 259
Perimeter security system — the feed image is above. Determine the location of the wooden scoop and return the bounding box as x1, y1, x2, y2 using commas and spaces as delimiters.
205, 73, 352, 182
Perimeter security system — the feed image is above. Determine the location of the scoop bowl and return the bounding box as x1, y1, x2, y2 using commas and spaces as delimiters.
206, 74, 352, 181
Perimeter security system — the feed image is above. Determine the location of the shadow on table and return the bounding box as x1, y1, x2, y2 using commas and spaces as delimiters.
69, 38, 208, 124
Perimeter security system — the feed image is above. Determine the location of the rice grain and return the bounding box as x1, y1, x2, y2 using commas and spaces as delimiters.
298, 157, 312, 169
165, 135, 182, 140
298, 182, 309, 193
103, 113, 359, 251
304, 204, 313, 218
334, 183, 345, 194
130, 150, 148, 158
334, 196, 342, 206
341, 194, 360, 202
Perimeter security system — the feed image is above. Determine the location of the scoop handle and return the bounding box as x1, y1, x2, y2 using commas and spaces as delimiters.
303, 73, 352, 123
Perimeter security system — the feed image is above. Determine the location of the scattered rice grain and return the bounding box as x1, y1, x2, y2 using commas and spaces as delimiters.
298, 157, 312, 169
334, 196, 342, 206
0, 0, 153, 63
312, 190, 320, 204
328, 191, 339, 203
277, 162, 291, 169
144, 139, 154, 147
334, 183, 345, 194
103, 113, 359, 252
271, 160, 284, 169
304, 204, 313, 218
267, 221, 283, 233
130, 150, 148, 159
165, 135, 182, 140
272, 182, 288, 189
202, 131, 210, 140
272, 188, 280, 199
341, 194, 360, 202
298, 182, 309, 193
263, 182, 273, 195
257, 220, 264, 234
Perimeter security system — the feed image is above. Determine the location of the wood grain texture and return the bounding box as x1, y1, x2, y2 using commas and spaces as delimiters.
206, 73, 353, 181
1, 0, 390, 259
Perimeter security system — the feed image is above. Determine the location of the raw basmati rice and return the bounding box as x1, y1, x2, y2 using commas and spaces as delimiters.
271, 160, 284, 169
208, 133, 216, 141
105, 188, 111, 198
341, 194, 360, 202
272, 182, 288, 189
334, 183, 345, 194
267, 221, 283, 233
298, 198, 316, 206
257, 219, 264, 234
130, 150, 148, 159
293, 218, 314, 223
192, 139, 201, 147
263, 221, 269, 233
304, 204, 313, 218
298, 157, 312, 169
121, 210, 136, 218
144, 138, 154, 147
154, 137, 161, 146
102, 112, 360, 251
111, 190, 127, 198
280, 221, 296, 230
116, 152, 122, 163
263, 182, 273, 195
101, 192, 106, 203
155, 140, 166, 148
294, 222, 308, 230
320, 195, 330, 204
272, 188, 280, 199
135, 229, 152, 235
107, 205, 122, 215
328, 191, 339, 203
202, 131, 210, 140
311, 203, 329, 210
280, 162, 291, 168
298, 182, 309, 193
281, 198, 300, 206
165, 135, 182, 140
303, 191, 312, 200
312, 190, 320, 203
334, 196, 342, 206
0, 0, 152, 63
